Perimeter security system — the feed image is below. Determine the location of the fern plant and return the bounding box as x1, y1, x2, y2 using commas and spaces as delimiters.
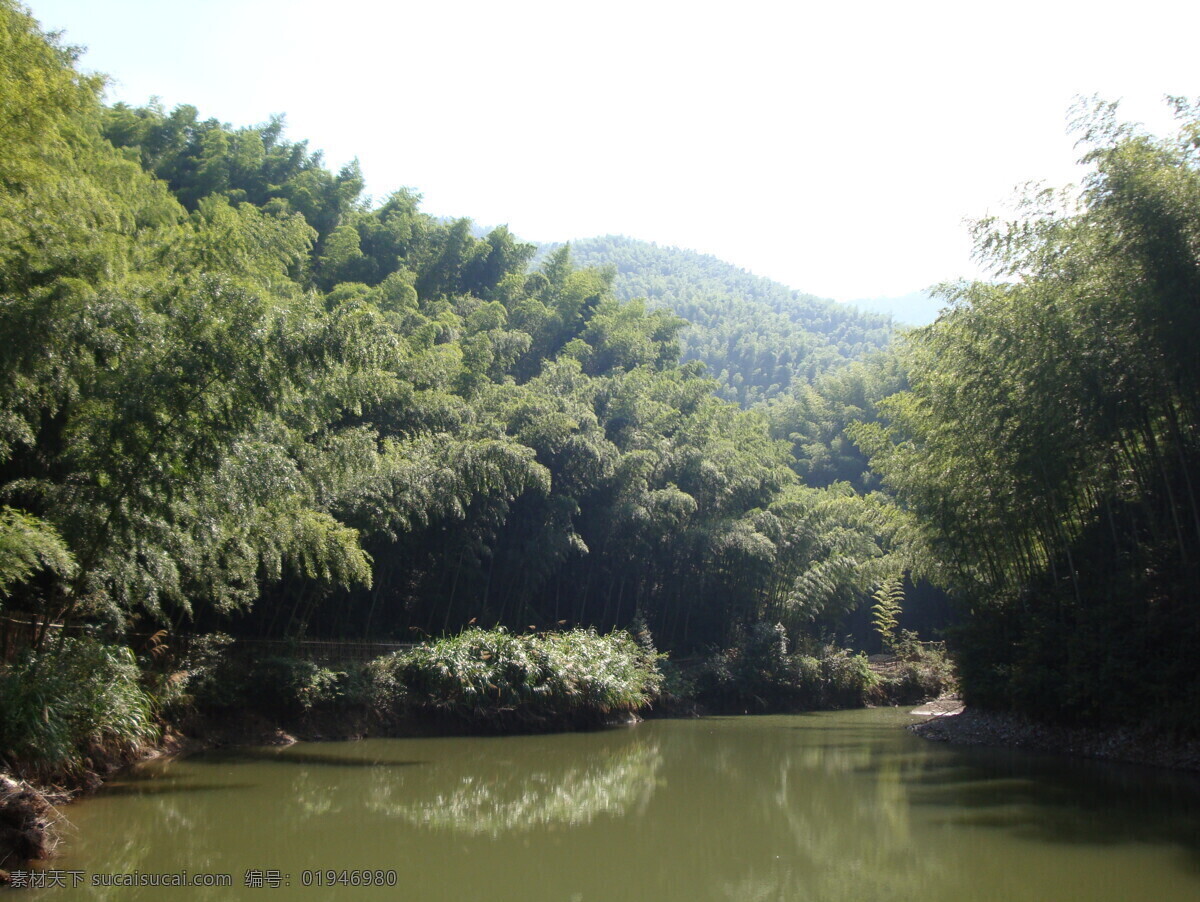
870, 575, 905, 652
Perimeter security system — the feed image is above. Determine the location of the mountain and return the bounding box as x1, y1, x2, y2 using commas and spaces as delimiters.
547, 235, 894, 406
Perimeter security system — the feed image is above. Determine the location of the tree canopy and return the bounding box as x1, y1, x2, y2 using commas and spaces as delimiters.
854, 98, 1200, 730
0, 1, 910, 658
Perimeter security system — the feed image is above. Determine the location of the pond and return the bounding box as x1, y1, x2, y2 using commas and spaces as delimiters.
29, 709, 1200, 900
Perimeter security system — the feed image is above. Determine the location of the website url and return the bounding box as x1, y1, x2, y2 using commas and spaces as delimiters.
91, 871, 233, 888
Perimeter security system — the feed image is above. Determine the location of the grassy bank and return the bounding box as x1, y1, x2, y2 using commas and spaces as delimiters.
188, 627, 663, 736
0, 638, 160, 785
0, 638, 162, 882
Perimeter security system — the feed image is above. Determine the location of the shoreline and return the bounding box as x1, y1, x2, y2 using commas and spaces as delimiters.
0, 704, 645, 882
10, 696, 1200, 882
910, 705, 1200, 771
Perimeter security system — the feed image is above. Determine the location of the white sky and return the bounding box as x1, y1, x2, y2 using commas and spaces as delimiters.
24, 0, 1197, 301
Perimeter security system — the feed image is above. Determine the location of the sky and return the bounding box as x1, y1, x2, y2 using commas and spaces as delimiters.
23, 0, 1198, 302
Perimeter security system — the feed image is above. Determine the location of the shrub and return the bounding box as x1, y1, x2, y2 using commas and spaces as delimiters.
653, 656, 698, 712
0, 638, 158, 780
344, 655, 407, 716
137, 631, 232, 718
371, 627, 662, 728
808, 643, 878, 708
253, 657, 346, 715
188, 647, 347, 718
182, 634, 255, 712
871, 630, 958, 705
697, 623, 877, 712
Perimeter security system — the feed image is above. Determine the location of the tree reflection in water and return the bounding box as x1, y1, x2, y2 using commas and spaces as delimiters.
369, 742, 662, 836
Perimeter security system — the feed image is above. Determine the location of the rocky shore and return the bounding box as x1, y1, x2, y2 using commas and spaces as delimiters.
911, 702, 1200, 771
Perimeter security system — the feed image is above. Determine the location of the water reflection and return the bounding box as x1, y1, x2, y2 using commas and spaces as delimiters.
641, 715, 947, 902
37, 711, 1200, 902
370, 742, 662, 835
910, 748, 1200, 866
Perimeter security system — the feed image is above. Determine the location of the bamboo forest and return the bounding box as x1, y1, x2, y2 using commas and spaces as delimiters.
1, 2, 1199, 898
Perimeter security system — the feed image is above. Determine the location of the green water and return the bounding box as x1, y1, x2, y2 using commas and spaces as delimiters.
28, 709, 1200, 901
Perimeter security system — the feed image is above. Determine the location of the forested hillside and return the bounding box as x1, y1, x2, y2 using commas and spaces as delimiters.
0, 2, 911, 663
560, 236, 893, 406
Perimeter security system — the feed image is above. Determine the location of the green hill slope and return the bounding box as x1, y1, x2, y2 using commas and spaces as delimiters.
556, 236, 894, 405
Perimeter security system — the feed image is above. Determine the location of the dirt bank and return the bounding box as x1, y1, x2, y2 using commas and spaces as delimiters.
0, 726, 206, 883
911, 704, 1200, 771
0, 777, 68, 883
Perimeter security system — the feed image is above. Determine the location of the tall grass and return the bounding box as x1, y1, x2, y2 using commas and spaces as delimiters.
0, 638, 159, 780
375, 627, 662, 727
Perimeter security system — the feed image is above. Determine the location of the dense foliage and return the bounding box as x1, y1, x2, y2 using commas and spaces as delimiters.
0, 1, 909, 678
696, 622, 877, 712
14, 1, 1194, 755
379, 627, 661, 727
856, 99, 1200, 732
